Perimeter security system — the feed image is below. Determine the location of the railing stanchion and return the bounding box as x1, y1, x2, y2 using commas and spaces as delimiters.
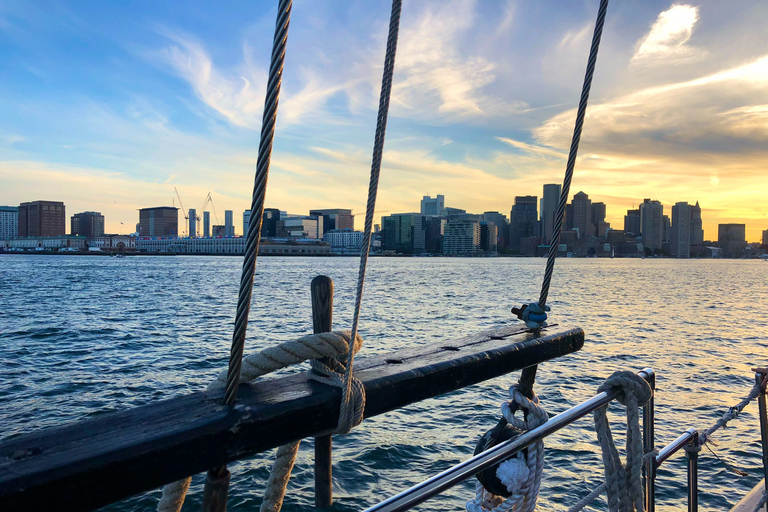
755, 370, 768, 511
312, 276, 334, 508
642, 368, 656, 512
686, 431, 699, 512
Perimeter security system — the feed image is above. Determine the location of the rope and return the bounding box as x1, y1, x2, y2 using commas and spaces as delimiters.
566, 482, 606, 512
593, 370, 652, 512
157, 331, 363, 512
698, 382, 762, 446
537, 0, 610, 311
225, 0, 292, 407
340, 0, 402, 435
467, 387, 548, 512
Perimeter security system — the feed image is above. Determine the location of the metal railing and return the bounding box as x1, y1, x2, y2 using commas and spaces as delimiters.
365, 368, 768, 512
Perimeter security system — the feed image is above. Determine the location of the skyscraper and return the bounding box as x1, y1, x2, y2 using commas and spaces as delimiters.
591, 202, 606, 236
670, 202, 691, 258
541, 184, 561, 243
71, 211, 105, 238
690, 201, 704, 245
718, 224, 746, 258
382, 213, 415, 253
482, 211, 509, 249
420, 195, 445, 216
641, 200, 664, 251
224, 210, 234, 236
624, 209, 641, 236
570, 192, 594, 238
0, 206, 19, 239
509, 196, 538, 251
188, 208, 197, 237
138, 207, 178, 237
18, 201, 66, 237
203, 211, 211, 237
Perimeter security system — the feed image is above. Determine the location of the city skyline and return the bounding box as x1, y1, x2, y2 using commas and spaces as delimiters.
1, 2, 767, 240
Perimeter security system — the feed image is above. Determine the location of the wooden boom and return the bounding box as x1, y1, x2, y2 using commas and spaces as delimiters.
0, 325, 584, 512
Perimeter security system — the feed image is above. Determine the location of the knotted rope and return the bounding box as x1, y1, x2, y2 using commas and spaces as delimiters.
467, 386, 548, 512
593, 371, 652, 512
157, 331, 364, 512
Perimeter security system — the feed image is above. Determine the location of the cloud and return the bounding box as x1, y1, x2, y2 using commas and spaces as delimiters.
632, 4, 705, 65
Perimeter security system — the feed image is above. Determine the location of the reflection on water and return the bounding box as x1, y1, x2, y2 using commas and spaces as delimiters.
1, 255, 766, 511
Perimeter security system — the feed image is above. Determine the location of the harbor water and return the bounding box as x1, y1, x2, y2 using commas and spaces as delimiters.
1, 255, 767, 511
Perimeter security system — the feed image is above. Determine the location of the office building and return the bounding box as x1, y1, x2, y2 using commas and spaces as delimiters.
624, 209, 641, 237
323, 229, 364, 255
136, 237, 331, 255
188, 208, 197, 237
670, 202, 692, 258
18, 200, 66, 237
203, 211, 211, 237
382, 213, 415, 253
224, 210, 234, 237
640, 200, 664, 251
690, 202, 704, 245
138, 207, 178, 237
663, 215, 671, 244
570, 192, 594, 238
541, 184, 561, 243
413, 215, 444, 254
592, 202, 606, 236
480, 222, 498, 253
71, 211, 105, 238
420, 195, 445, 216
509, 196, 538, 251
763, 229, 768, 246
309, 209, 354, 234
482, 212, 509, 249
0, 206, 19, 239
283, 216, 323, 239
443, 219, 480, 255
212, 225, 226, 237
718, 224, 746, 258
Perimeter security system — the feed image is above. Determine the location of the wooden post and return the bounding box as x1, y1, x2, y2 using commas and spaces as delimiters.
311, 275, 333, 508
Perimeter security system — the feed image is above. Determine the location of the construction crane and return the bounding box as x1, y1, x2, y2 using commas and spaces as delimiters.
197, 192, 220, 236
174, 187, 189, 237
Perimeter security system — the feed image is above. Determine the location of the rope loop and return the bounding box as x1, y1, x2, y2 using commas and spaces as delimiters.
593, 371, 651, 512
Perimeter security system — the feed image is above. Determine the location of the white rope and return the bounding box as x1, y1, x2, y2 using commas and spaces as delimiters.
593, 371, 652, 512
157, 330, 364, 512
467, 386, 548, 512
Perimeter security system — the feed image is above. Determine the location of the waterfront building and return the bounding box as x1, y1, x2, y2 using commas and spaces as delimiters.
443, 219, 480, 255
224, 210, 234, 237
243, 210, 250, 237
89, 235, 137, 252
136, 237, 330, 255
6, 235, 86, 251
138, 207, 178, 237
309, 209, 354, 234
763, 229, 768, 246
0, 206, 19, 239
509, 196, 538, 252
624, 209, 641, 237
19, 200, 66, 237
212, 225, 226, 237
541, 184, 561, 244
718, 224, 746, 258
413, 215, 444, 254
282, 216, 323, 239
640, 200, 664, 251
690, 202, 704, 245
187, 208, 197, 237
244, 208, 281, 238
71, 211, 105, 238
382, 213, 415, 253
521, 236, 543, 257
597, 221, 611, 238
570, 192, 594, 238
482, 212, 509, 249
203, 211, 211, 238
480, 222, 498, 253
420, 195, 444, 216
670, 202, 692, 258
323, 229, 364, 255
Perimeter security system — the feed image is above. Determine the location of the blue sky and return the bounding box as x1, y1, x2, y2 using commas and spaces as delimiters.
1, 0, 767, 240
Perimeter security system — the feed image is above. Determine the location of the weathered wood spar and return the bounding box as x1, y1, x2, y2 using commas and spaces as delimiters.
0, 325, 584, 512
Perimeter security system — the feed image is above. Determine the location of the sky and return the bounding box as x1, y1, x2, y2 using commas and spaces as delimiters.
1, 0, 767, 241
